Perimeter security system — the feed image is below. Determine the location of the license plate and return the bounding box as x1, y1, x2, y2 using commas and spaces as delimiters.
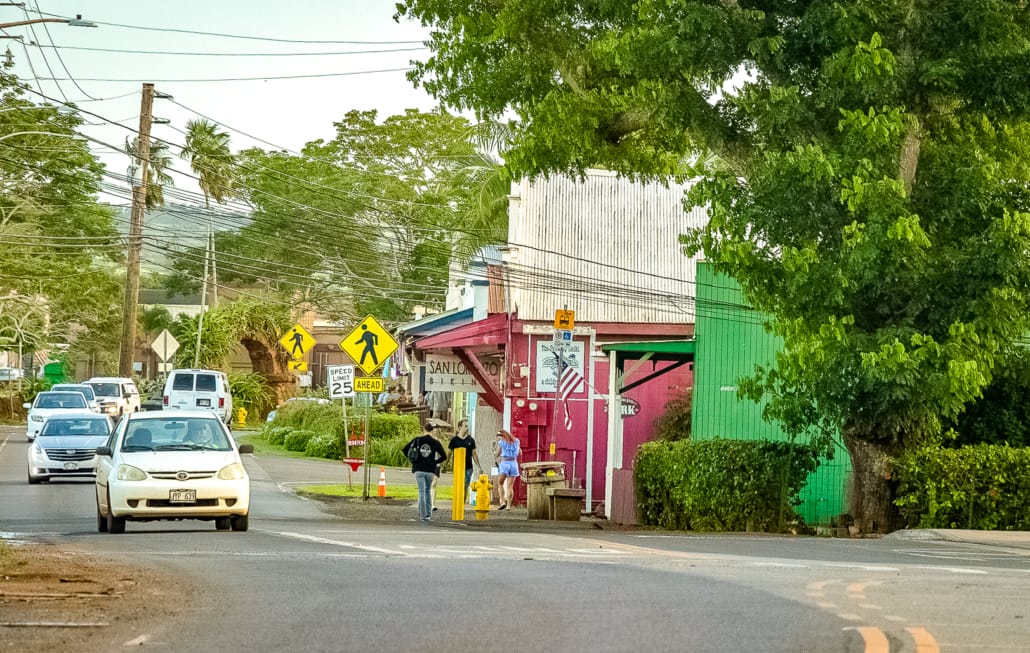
169, 489, 197, 503
63, 462, 78, 470
196, 398, 211, 407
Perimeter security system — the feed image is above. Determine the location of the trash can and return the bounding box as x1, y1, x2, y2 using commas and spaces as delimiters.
520, 461, 567, 519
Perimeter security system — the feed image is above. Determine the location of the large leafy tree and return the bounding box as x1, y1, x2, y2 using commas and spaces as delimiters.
398, 1, 1030, 532
180, 118, 235, 208
213, 108, 500, 321
0, 70, 122, 369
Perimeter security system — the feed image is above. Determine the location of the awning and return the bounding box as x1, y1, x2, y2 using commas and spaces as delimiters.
396, 307, 474, 338
600, 339, 695, 394
413, 312, 509, 350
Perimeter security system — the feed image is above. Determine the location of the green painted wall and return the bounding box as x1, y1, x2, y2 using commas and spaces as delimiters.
692, 263, 850, 526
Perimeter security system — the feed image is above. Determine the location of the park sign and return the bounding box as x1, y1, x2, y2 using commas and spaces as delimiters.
340, 315, 398, 376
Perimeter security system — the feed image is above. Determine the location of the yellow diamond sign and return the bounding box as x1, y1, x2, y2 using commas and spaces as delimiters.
280, 323, 315, 360
341, 315, 397, 375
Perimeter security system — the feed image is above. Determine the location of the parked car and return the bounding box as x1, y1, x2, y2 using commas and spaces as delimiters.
94, 410, 253, 534
26, 413, 114, 484
162, 369, 233, 423
23, 391, 90, 441
49, 383, 102, 413
140, 389, 164, 412
85, 377, 141, 419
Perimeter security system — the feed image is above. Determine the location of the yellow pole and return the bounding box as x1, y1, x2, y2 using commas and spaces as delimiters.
451, 447, 466, 521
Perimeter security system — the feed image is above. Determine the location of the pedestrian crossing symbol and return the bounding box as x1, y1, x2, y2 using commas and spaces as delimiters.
340, 315, 397, 375
279, 323, 315, 360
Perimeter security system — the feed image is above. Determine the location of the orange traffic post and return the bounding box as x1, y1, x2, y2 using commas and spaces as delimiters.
377, 467, 387, 497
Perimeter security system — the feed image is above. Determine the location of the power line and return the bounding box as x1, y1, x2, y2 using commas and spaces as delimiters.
33, 44, 429, 57
37, 67, 414, 83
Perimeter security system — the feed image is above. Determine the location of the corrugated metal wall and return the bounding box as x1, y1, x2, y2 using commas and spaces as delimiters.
692, 263, 851, 527
509, 170, 708, 324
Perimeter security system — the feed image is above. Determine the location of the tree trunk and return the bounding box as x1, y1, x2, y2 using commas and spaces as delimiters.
842, 431, 903, 534
241, 336, 295, 406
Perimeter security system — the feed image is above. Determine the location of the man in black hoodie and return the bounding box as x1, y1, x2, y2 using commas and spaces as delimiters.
404, 422, 447, 521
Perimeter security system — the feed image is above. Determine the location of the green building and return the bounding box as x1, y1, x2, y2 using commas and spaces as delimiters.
691, 263, 850, 527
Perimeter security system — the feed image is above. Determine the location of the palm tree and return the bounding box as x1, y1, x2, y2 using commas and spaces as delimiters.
180, 118, 234, 208
124, 137, 174, 211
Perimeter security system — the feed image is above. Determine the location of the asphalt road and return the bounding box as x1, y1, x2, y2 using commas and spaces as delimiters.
3, 423, 1029, 652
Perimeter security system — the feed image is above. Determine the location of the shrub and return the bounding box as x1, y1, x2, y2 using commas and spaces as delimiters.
369, 432, 417, 468
894, 444, 1030, 530
264, 426, 292, 446
370, 413, 420, 440
305, 433, 342, 459
229, 372, 274, 418
283, 429, 316, 452
635, 438, 819, 532
653, 390, 692, 441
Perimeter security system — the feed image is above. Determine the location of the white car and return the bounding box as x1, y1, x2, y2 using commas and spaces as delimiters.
49, 383, 102, 413
94, 411, 253, 534
23, 391, 91, 441
85, 377, 141, 419
27, 413, 114, 484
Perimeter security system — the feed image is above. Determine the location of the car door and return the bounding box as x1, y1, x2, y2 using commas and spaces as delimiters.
94, 418, 125, 511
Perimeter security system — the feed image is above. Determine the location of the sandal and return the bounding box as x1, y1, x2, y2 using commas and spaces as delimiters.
498, 503, 507, 511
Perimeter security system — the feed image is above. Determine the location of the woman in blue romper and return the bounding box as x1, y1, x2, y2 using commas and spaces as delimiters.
495, 429, 520, 510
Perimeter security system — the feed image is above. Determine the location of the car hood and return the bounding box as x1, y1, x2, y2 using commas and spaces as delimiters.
121, 450, 242, 472
38, 436, 108, 449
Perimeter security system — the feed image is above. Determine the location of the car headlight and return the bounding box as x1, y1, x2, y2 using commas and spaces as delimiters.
115, 464, 147, 481
217, 462, 246, 480
31, 443, 43, 455
30, 415, 44, 422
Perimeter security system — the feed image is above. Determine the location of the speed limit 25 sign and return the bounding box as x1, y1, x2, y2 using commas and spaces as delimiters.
326, 365, 355, 399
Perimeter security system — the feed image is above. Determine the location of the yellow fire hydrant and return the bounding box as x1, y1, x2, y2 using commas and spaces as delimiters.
470, 474, 493, 521
236, 407, 247, 428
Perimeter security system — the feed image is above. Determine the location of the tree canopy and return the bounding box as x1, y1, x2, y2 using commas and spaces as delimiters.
398, 1, 1030, 531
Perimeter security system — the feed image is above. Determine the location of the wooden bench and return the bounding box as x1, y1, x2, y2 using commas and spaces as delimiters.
546, 487, 586, 521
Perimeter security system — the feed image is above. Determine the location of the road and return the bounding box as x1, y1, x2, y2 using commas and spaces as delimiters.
2, 423, 1029, 652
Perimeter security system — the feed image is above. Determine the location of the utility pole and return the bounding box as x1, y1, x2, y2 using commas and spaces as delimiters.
118, 83, 154, 377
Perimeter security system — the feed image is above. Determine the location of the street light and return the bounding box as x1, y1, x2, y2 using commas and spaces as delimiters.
0, 15, 96, 30
0, 130, 85, 143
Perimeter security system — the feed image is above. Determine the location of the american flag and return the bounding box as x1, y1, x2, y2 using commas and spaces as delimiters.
556, 355, 584, 430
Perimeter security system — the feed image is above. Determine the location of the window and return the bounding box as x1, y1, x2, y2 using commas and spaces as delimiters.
195, 374, 217, 392
171, 373, 194, 391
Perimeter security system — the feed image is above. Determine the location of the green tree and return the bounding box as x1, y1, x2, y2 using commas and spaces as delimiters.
125, 137, 174, 211
397, 1, 1030, 532
180, 118, 235, 208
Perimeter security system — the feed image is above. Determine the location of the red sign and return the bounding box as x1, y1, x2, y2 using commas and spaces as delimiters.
342, 457, 363, 471
347, 440, 365, 446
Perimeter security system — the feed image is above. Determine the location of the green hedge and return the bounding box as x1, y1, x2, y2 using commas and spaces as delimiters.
265, 401, 422, 465
894, 444, 1030, 530
635, 438, 819, 532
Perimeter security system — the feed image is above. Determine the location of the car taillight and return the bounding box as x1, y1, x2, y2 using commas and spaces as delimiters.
218, 397, 225, 408
163, 395, 168, 406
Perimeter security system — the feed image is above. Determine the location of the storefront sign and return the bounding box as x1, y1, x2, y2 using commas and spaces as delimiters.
424, 354, 501, 392
603, 397, 641, 418
535, 340, 585, 393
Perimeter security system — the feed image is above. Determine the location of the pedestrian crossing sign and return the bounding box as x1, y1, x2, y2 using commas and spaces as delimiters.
340, 315, 398, 375
279, 323, 315, 360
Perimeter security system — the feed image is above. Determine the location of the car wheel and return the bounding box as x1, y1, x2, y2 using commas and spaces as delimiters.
106, 491, 126, 534
229, 514, 249, 532
214, 517, 231, 531
96, 501, 108, 533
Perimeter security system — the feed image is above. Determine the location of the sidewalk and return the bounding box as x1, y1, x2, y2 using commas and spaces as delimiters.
246, 448, 1030, 542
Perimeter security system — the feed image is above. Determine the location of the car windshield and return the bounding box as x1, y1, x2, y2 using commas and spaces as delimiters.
52, 385, 96, 401
40, 417, 110, 437
34, 392, 87, 409
88, 383, 120, 397
121, 418, 231, 452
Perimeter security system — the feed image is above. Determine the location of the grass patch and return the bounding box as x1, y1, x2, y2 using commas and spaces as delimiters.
297, 484, 455, 501
235, 433, 310, 459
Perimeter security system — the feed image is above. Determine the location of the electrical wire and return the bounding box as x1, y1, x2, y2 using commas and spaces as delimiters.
30, 0, 101, 101
33, 44, 429, 57
36, 67, 414, 83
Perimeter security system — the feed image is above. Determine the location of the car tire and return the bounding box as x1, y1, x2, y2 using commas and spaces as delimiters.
96, 502, 108, 533
214, 517, 231, 531
27, 471, 41, 484
106, 491, 126, 534
229, 514, 249, 532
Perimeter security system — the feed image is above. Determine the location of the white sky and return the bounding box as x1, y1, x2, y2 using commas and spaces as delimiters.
2, 1, 439, 202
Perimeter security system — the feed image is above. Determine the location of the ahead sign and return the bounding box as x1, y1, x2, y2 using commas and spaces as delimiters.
327, 365, 355, 399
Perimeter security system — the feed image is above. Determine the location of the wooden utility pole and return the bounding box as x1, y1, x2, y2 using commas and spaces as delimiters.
118, 83, 154, 377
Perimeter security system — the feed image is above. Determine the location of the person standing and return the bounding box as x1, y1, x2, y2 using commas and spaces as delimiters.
448, 419, 479, 504
494, 429, 520, 510
404, 422, 447, 521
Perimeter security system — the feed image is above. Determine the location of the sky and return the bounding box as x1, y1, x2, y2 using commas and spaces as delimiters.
2, 1, 440, 202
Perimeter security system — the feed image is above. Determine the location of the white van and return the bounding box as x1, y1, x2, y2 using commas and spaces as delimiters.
163, 369, 233, 423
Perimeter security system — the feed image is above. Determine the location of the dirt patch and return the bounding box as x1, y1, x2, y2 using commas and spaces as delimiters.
0, 542, 188, 650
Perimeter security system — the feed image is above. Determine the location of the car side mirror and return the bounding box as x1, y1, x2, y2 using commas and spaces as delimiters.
95, 446, 112, 457
238, 444, 254, 454
22, 402, 30, 409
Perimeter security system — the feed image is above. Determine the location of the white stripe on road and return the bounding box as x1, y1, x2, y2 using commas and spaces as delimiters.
263, 530, 405, 555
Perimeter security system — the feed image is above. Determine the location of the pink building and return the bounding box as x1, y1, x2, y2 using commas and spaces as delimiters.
398, 170, 706, 518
